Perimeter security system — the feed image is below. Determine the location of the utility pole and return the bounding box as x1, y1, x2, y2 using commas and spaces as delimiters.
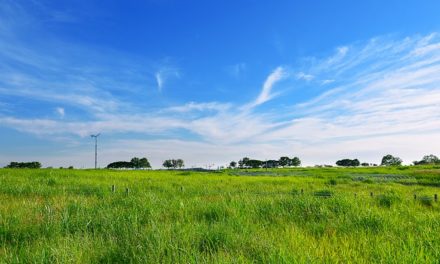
90, 133, 101, 169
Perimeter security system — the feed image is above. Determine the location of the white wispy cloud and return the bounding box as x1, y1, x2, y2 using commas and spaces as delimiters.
228, 63, 247, 78
337, 46, 348, 56
164, 102, 231, 113
1, 3, 440, 169
55, 107, 65, 118
296, 72, 314, 81
155, 66, 180, 92
251, 66, 286, 107
155, 72, 164, 91
321, 79, 335, 85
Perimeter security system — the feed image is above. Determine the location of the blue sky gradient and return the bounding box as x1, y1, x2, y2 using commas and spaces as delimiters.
1, 0, 440, 168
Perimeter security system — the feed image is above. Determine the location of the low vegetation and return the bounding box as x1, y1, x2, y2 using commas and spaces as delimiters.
1, 165, 440, 263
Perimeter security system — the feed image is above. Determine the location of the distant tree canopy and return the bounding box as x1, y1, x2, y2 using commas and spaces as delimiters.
236, 156, 301, 169
163, 159, 185, 169
229, 161, 237, 168
238, 157, 250, 168
163, 160, 173, 169
247, 159, 263, 169
413, 154, 440, 165
290, 157, 301, 167
107, 161, 134, 169
336, 159, 360, 167
381, 154, 402, 166
264, 160, 279, 168
130, 157, 151, 169
5, 161, 41, 169
279, 156, 290, 167
107, 157, 151, 169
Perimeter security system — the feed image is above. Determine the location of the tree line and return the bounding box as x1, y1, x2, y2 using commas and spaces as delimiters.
107, 157, 151, 169
3, 154, 439, 169
162, 159, 185, 169
413, 154, 440, 165
335, 154, 440, 167
335, 155, 401, 167
229, 156, 301, 169
4, 161, 42, 169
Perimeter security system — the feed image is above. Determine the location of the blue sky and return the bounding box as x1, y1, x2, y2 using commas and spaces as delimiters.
1, 0, 440, 168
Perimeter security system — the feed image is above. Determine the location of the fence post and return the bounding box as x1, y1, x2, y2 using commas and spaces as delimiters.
414, 194, 417, 200
111, 185, 115, 193
435, 194, 438, 202
125, 188, 130, 196
370, 192, 373, 197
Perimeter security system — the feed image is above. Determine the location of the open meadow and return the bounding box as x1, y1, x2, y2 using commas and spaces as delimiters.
1, 166, 440, 263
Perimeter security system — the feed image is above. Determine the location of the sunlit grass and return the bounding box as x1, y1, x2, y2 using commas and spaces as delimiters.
0, 166, 440, 263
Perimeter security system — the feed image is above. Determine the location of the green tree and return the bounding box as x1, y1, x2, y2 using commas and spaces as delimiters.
137, 158, 151, 169
264, 160, 279, 168
381, 154, 402, 166
229, 161, 237, 168
238, 157, 250, 168
130, 157, 140, 168
336, 159, 360, 167
290, 157, 301, 167
414, 154, 440, 165
163, 159, 184, 169
175, 159, 184, 169
279, 156, 290, 167
163, 160, 173, 169
247, 159, 263, 168
107, 161, 134, 169
107, 157, 151, 169
5, 161, 41, 169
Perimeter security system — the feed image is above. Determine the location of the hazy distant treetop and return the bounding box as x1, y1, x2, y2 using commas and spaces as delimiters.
413, 154, 440, 165
5, 161, 41, 169
131, 157, 151, 169
279, 156, 290, 167
381, 154, 402, 166
290, 157, 301, 167
107, 157, 151, 169
336, 159, 360, 167
163, 159, 184, 169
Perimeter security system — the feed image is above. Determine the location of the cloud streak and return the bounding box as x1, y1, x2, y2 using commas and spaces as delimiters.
155, 66, 180, 92
1, 12, 440, 168
55, 107, 65, 118
252, 66, 286, 107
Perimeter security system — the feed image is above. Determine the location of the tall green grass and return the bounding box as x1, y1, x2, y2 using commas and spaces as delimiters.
0, 166, 440, 263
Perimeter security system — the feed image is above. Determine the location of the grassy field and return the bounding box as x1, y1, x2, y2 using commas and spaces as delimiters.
1, 166, 440, 263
